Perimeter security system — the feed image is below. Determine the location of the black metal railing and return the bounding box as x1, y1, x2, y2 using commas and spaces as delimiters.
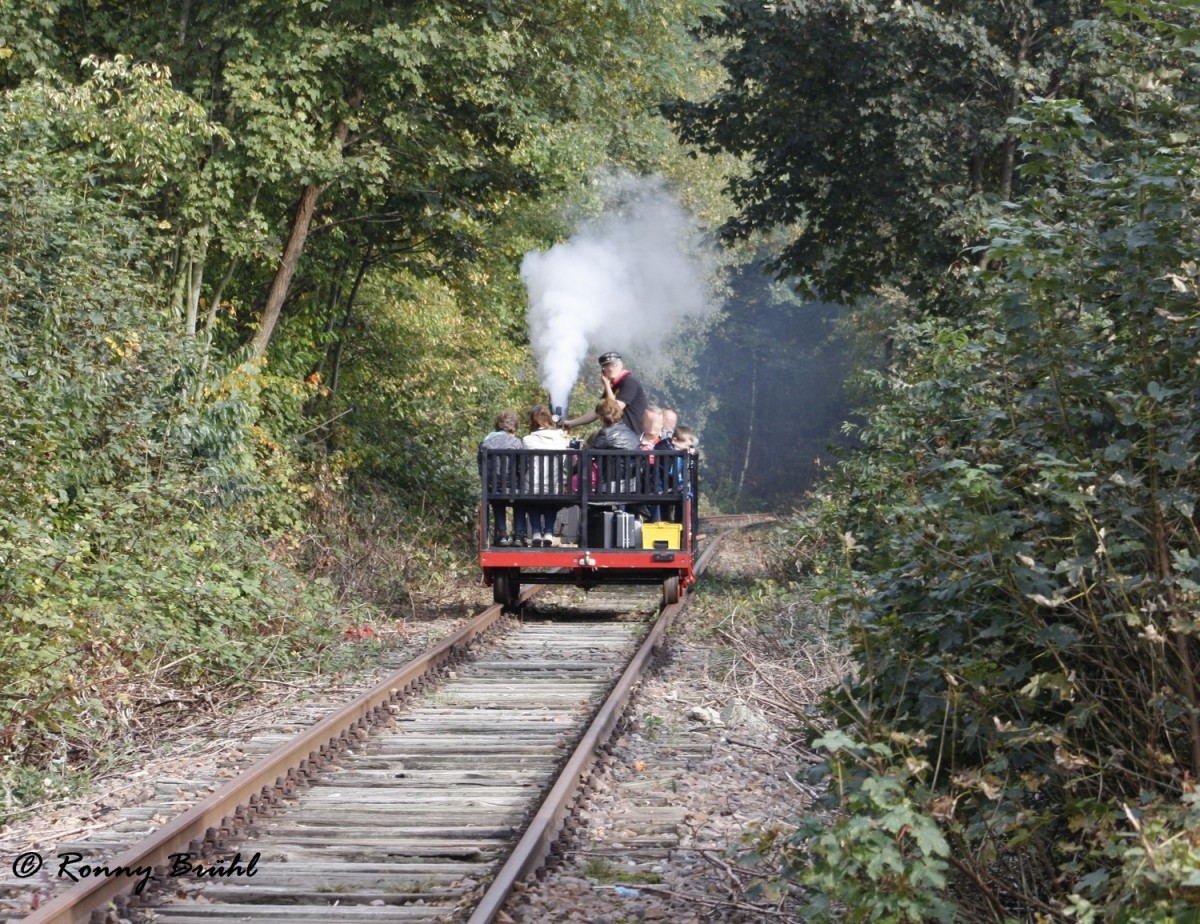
479, 448, 697, 549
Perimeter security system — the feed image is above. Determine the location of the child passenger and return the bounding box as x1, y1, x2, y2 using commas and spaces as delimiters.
671, 425, 697, 451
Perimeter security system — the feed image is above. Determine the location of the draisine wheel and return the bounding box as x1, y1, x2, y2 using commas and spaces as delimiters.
662, 575, 680, 606
492, 569, 520, 611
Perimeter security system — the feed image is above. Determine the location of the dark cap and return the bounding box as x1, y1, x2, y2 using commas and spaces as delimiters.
598, 351, 622, 366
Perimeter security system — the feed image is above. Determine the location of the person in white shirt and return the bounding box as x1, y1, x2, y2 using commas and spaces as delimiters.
521, 404, 569, 547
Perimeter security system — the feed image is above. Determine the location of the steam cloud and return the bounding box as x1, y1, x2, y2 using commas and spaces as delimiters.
521, 173, 718, 414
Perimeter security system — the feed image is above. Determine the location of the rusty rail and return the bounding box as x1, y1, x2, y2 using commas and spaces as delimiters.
20, 517, 750, 924
466, 530, 729, 923
20, 600, 515, 924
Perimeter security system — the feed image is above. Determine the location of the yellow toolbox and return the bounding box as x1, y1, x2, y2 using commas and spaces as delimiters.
641, 521, 682, 550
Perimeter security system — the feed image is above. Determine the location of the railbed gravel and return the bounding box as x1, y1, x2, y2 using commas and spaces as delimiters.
504, 570, 819, 922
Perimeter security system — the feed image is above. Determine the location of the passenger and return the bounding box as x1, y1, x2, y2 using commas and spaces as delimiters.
671, 425, 699, 535
589, 397, 641, 499
591, 398, 641, 450
639, 405, 664, 451
659, 425, 698, 523
660, 407, 678, 442
561, 352, 648, 435
522, 404, 569, 547
478, 409, 523, 546
672, 424, 697, 451
654, 409, 678, 452
638, 404, 665, 521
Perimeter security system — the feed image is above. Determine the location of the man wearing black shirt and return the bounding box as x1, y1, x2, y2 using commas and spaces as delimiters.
562, 352, 648, 435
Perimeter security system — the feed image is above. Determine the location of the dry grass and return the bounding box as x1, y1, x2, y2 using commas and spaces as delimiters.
689, 528, 851, 728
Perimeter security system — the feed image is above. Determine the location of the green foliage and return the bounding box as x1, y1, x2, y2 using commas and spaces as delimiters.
0, 66, 337, 812
790, 731, 955, 924
801, 2, 1200, 918
668, 0, 1100, 306
334, 269, 533, 527
22, 0, 724, 360
11, 0, 737, 519
0, 0, 66, 86
0, 0, 743, 828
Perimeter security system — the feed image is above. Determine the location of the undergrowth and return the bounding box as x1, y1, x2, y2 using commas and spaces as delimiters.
770, 12, 1200, 920
0, 74, 483, 821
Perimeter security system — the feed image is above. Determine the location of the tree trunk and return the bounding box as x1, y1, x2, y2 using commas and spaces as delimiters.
179, 0, 192, 42
1000, 28, 1033, 203
327, 248, 371, 404
734, 363, 757, 506
247, 121, 351, 360
306, 255, 350, 382
248, 182, 322, 360
185, 215, 210, 336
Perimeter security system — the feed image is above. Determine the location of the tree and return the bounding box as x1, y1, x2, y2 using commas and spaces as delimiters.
666, 0, 1099, 306
0, 62, 337, 781
21, 0, 719, 363
0, 0, 735, 805
798, 2, 1200, 918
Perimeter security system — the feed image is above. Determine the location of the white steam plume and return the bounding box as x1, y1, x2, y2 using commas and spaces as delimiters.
521, 173, 718, 414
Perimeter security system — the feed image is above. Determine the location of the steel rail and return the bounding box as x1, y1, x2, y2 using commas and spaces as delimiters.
701, 513, 778, 529
466, 530, 729, 923
20, 599, 517, 924
21, 520, 747, 924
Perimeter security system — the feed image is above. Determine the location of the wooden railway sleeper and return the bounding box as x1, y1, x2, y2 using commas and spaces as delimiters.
17, 600, 585, 924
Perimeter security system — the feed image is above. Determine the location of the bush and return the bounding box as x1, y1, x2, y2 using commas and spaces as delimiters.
0, 62, 338, 815
797, 5, 1200, 919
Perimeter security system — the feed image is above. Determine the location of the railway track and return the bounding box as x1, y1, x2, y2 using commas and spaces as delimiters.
5, 523, 746, 924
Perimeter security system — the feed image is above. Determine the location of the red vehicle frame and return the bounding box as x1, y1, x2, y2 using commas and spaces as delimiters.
479, 447, 698, 609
